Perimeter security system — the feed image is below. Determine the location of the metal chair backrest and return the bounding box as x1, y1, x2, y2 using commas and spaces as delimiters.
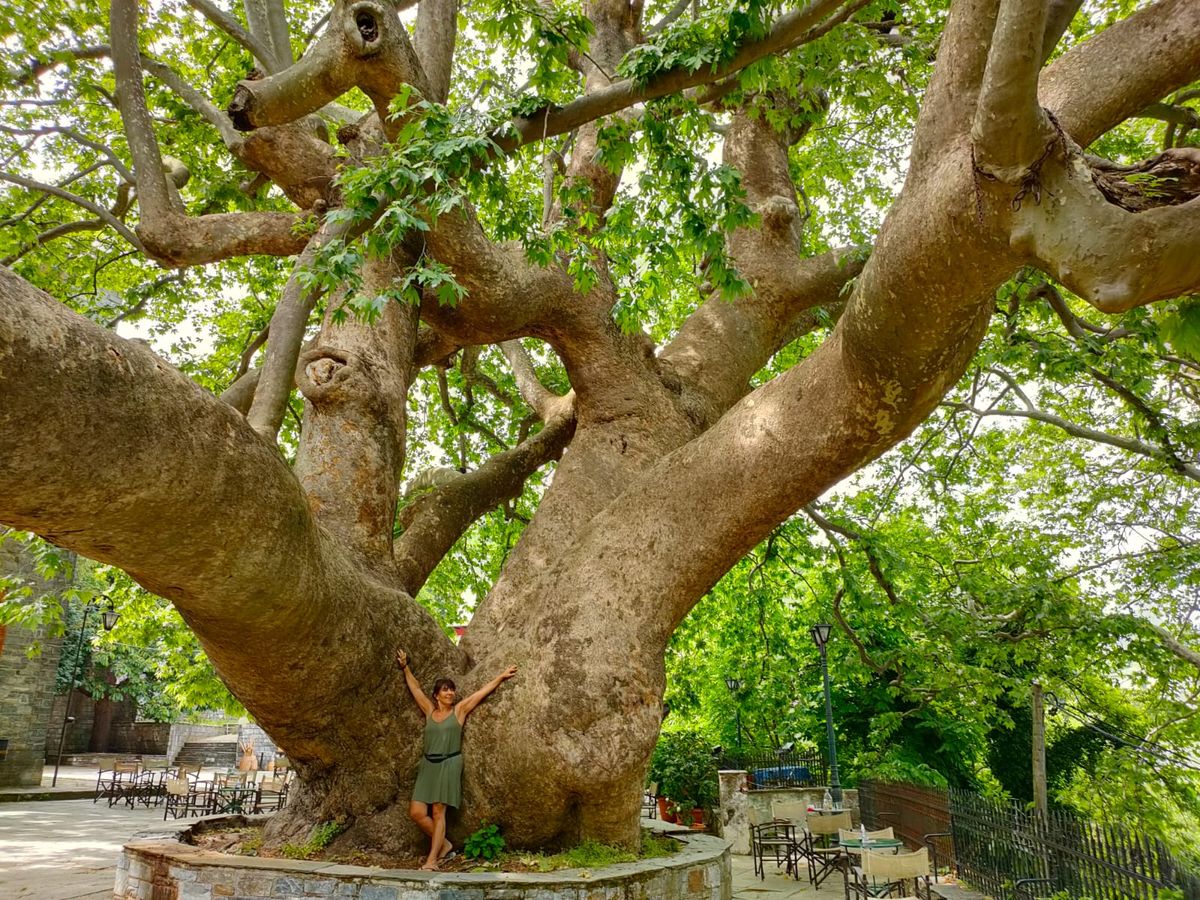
840, 826, 895, 842
863, 847, 930, 879
748, 806, 777, 827
165, 777, 191, 797
807, 810, 852, 835
772, 800, 810, 823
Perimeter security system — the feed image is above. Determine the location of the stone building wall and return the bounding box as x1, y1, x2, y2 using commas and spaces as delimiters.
44, 689, 96, 757
0, 539, 69, 787
716, 769, 859, 854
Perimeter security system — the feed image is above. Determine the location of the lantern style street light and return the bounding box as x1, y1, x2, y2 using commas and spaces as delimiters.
52, 598, 119, 786
810, 623, 842, 806
724, 677, 744, 749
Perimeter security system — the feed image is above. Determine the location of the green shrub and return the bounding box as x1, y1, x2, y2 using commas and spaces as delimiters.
280, 820, 344, 859
463, 822, 505, 860
648, 729, 720, 810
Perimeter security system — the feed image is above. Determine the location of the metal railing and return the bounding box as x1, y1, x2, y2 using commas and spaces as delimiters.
950, 788, 1197, 900
714, 749, 827, 789
858, 779, 954, 877
858, 780, 1199, 899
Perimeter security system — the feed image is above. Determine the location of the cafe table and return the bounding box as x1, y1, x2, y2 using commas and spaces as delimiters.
839, 836, 904, 853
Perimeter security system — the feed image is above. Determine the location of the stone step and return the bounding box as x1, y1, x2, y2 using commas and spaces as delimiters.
173, 740, 238, 768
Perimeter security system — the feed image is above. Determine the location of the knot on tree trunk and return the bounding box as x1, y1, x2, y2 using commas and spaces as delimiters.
298, 348, 370, 405
344, 2, 388, 56
1091, 148, 1200, 212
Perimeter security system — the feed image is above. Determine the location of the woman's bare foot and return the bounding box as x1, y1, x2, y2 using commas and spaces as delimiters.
420, 861, 438, 872
439, 840, 454, 860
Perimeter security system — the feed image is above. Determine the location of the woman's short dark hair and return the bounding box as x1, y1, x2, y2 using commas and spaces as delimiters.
432, 678, 457, 697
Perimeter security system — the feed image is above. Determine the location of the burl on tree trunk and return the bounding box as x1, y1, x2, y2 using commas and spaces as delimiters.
1, 0, 1199, 855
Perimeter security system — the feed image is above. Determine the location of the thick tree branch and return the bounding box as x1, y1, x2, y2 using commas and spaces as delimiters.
1040, 0, 1082, 64
494, 0, 860, 154
246, 227, 339, 440
296, 256, 418, 569
1040, 0, 1200, 149
660, 108, 860, 425
227, 0, 431, 131
413, 0, 458, 103
972, 0, 1056, 182
0, 266, 465, 788
111, 0, 309, 266
909, 0, 999, 171
500, 341, 568, 421
394, 411, 575, 595
1008, 150, 1200, 313
242, 0, 295, 72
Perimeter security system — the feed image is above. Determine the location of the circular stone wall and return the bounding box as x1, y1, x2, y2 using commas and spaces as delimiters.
115, 817, 730, 900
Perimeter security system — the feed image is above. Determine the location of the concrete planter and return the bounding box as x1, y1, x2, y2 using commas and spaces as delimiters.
116, 816, 731, 900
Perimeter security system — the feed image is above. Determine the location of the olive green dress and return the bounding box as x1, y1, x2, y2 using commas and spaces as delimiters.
411, 712, 463, 808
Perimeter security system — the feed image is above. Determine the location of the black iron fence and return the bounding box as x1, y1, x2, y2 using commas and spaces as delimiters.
713, 749, 826, 789
950, 788, 1199, 900
858, 779, 954, 875
858, 780, 1200, 900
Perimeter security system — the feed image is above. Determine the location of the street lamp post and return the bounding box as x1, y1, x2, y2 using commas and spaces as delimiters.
810, 623, 842, 806
724, 677, 744, 749
52, 599, 119, 787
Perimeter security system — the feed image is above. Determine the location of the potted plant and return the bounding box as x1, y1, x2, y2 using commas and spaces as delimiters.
649, 730, 720, 828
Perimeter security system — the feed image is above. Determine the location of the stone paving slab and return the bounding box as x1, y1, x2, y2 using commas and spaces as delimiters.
0, 798, 166, 898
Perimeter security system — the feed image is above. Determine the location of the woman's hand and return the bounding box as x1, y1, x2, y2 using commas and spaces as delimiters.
499, 665, 517, 681
395, 649, 408, 669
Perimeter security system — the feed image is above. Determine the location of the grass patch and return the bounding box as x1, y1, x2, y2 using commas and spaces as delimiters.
509, 831, 680, 872
280, 821, 345, 860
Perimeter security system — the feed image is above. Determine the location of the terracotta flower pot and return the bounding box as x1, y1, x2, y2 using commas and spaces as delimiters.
657, 796, 676, 823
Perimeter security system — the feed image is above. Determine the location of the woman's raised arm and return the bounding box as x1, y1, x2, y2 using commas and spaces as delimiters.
396, 649, 434, 716
456, 665, 517, 721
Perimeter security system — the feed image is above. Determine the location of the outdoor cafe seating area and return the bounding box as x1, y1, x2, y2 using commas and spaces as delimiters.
92, 756, 295, 819
749, 799, 935, 899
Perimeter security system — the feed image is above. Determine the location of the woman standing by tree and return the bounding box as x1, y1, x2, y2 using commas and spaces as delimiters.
396, 648, 517, 870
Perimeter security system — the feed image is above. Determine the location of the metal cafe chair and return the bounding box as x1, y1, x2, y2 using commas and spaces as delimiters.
253, 772, 292, 813
804, 808, 852, 887
771, 800, 813, 878
748, 806, 800, 880
847, 847, 934, 900
163, 774, 214, 820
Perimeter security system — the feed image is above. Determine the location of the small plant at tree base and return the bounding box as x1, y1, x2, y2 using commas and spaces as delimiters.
463, 822, 506, 860
281, 820, 345, 859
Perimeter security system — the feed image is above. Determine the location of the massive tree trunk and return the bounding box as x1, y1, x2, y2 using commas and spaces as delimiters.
1, 0, 1199, 855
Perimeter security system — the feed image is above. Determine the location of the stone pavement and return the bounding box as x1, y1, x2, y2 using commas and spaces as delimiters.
0, 799, 166, 898
0, 796, 845, 899
730, 853, 847, 899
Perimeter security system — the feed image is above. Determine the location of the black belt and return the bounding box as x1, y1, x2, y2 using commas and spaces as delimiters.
424, 751, 461, 763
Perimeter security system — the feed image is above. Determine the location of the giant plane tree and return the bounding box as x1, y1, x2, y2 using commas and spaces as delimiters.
1, 0, 1198, 855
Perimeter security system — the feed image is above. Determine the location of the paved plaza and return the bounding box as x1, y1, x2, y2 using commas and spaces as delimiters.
0, 781, 843, 899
